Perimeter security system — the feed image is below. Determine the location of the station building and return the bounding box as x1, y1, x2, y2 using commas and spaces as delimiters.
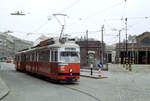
116, 32, 150, 64
76, 40, 105, 67
105, 45, 116, 63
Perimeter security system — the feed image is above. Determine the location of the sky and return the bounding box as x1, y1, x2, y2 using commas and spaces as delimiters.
0, 0, 150, 45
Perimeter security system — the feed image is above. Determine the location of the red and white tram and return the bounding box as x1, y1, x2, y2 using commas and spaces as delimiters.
15, 38, 80, 82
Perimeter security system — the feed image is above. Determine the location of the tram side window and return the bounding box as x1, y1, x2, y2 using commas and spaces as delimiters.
30, 54, 32, 61
55, 51, 58, 61
21, 54, 23, 62
39, 50, 50, 62
51, 51, 58, 62
24, 54, 26, 62
51, 51, 53, 62
21, 54, 26, 62
20, 55, 21, 61
26, 54, 30, 61
34, 52, 37, 61
18, 55, 21, 61
32, 53, 34, 61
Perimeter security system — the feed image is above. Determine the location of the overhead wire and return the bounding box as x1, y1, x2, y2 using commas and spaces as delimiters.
103, 16, 150, 33
28, 19, 49, 35
141, 19, 150, 30
28, 0, 81, 37
79, 0, 125, 21
13, 0, 127, 39
67, 0, 125, 28
60, 0, 81, 13
121, 0, 127, 23
4, 0, 150, 44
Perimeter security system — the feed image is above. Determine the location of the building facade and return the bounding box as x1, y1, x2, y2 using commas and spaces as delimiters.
76, 40, 105, 68
116, 32, 150, 64
0, 32, 33, 60
105, 45, 116, 63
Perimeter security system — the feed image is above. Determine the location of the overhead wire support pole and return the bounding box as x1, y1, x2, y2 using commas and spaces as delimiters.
86, 30, 88, 65
125, 17, 128, 58
101, 25, 104, 67
124, 0, 127, 57
118, 30, 121, 63
125, 17, 129, 69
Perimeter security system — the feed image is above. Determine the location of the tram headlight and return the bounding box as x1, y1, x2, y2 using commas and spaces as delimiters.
69, 68, 72, 73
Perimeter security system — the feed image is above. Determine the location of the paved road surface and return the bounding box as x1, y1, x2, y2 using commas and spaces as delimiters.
0, 63, 150, 101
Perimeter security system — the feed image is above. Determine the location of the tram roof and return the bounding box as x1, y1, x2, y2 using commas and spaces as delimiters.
16, 40, 79, 55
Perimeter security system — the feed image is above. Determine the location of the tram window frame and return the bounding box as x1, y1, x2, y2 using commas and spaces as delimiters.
50, 50, 57, 62
34, 52, 37, 61
19, 55, 21, 61
21, 54, 23, 62
23, 54, 25, 62
32, 53, 34, 61
49, 50, 51, 62
54, 51, 58, 61
30, 54, 32, 61
36, 52, 38, 61
21, 54, 22, 61
26, 54, 28, 62
26, 53, 30, 62
51, 51, 53, 62
51, 50, 57, 62
38, 50, 50, 62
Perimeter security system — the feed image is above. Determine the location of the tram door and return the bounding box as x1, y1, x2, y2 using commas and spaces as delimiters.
50, 50, 58, 77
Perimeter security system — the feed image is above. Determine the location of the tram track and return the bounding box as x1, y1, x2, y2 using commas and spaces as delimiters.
63, 85, 101, 101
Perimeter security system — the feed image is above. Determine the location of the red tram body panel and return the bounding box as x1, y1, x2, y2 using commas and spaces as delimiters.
15, 38, 80, 82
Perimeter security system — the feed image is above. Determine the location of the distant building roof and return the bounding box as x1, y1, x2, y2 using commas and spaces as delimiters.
106, 45, 116, 51
128, 35, 136, 43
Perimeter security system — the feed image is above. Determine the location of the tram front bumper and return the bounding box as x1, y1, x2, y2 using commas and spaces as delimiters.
57, 73, 80, 81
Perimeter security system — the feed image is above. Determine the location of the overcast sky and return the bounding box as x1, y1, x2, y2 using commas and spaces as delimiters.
0, 0, 150, 45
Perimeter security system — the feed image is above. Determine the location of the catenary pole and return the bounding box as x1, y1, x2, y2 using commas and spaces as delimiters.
86, 30, 88, 65
119, 30, 121, 58
101, 25, 104, 67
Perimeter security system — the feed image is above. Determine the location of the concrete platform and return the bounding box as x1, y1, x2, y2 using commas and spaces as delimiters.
80, 69, 112, 79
